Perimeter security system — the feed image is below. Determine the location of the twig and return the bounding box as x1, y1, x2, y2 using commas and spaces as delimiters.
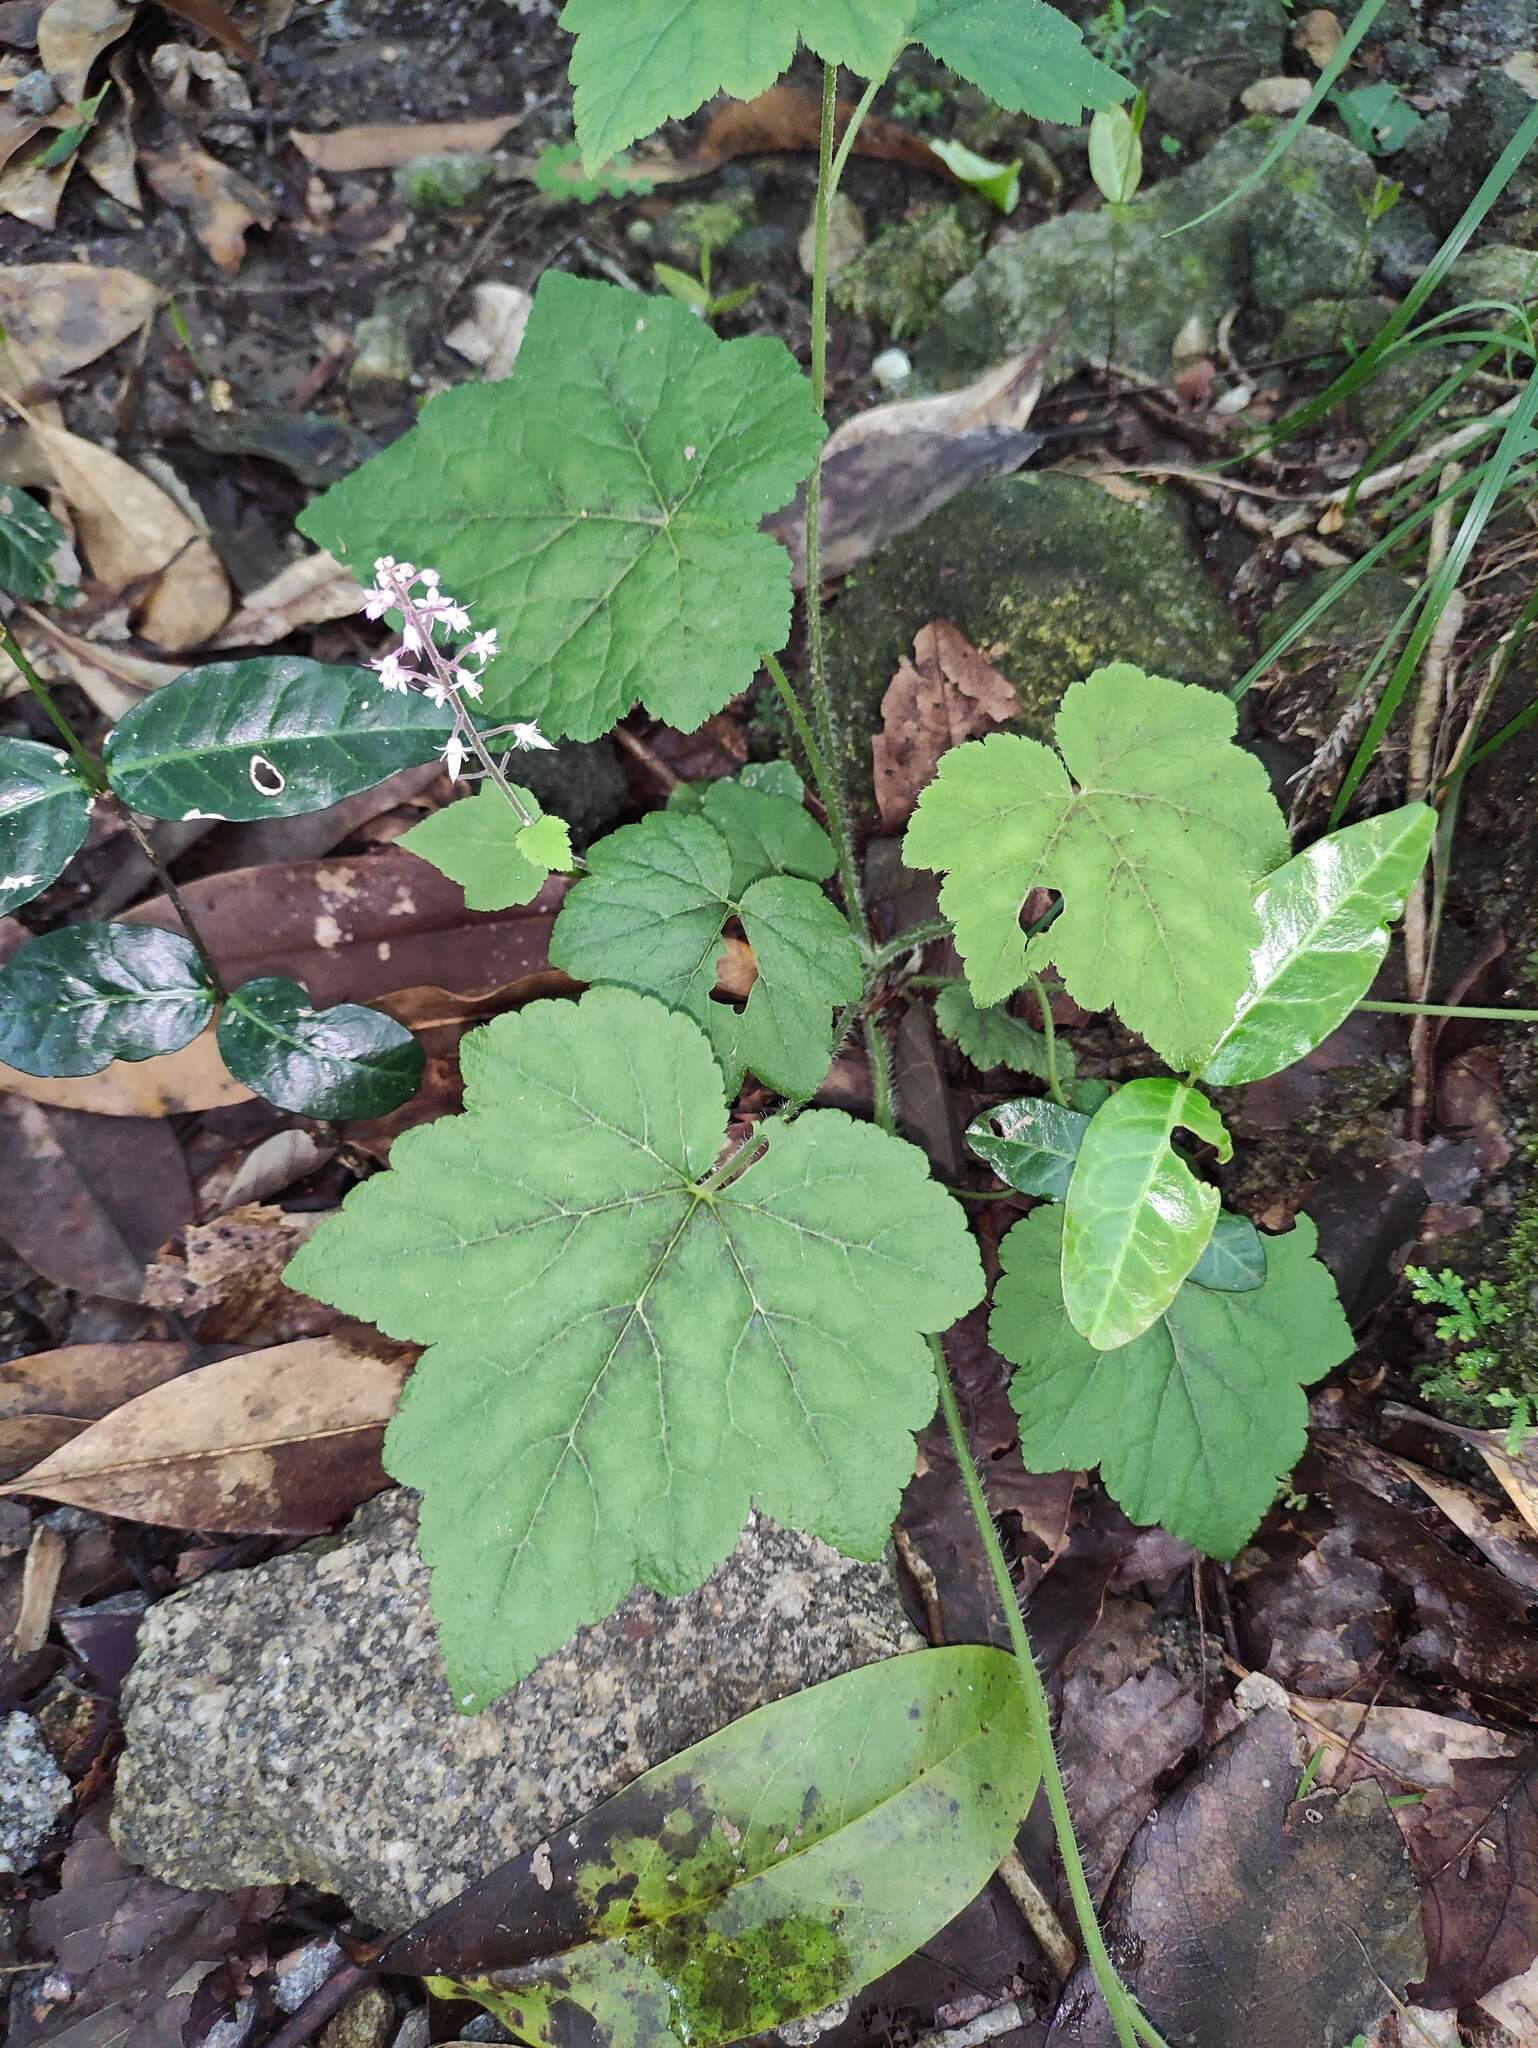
913, 1999, 1034, 2048
893, 1524, 945, 1643
996, 1849, 1078, 1984
612, 721, 683, 791
1270, 395, 1521, 540
255, 1959, 377, 2048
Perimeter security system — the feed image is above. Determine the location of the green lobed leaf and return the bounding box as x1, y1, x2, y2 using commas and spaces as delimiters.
285, 988, 983, 1708
1188, 1209, 1266, 1293
550, 810, 861, 1099
666, 775, 835, 896
1061, 1079, 1232, 1351
964, 1096, 1090, 1199
911, 0, 1132, 125
1197, 804, 1437, 1088
216, 976, 424, 1119
992, 1206, 1353, 1558
391, 1647, 1037, 2048
0, 738, 94, 914
0, 485, 74, 603
402, 783, 567, 912
903, 665, 1289, 1068
0, 924, 214, 1077
101, 658, 453, 823
299, 274, 826, 742
934, 981, 1072, 1081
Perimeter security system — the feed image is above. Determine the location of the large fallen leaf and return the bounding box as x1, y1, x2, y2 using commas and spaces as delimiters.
0, 1341, 189, 1479
1401, 1755, 1538, 2009
1379, 1403, 1538, 1542
141, 140, 274, 275
1291, 1699, 1521, 1791
0, 264, 156, 380
26, 420, 231, 650
289, 112, 523, 172
0, 1335, 411, 1530
0, 1096, 193, 1299
1387, 1451, 1538, 1598
35, 0, 133, 99
767, 342, 1054, 585
208, 549, 365, 649
390, 1647, 1036, 2047
0, 605, 185, 721
1047, 1706, 1425, 2047
872, 620, 1020, 830
0, 1024, 249, 1115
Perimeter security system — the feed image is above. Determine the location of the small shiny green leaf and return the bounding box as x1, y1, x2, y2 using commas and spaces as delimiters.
0, 485, 74, 603
1197, 804, 1437, 1087
401, 784, 564, 913
101, 657, 453, 823
1188, 1209, 1266, 1293
286, 988, 983, 1704
934, 982, 1072, 1080
903, 666, 1288, 1068
965, 1097, 1090, 1198
0, 738, 93, 914
515, 813, 573, 873
550, 810, 860, 1098
217, 976, 423, 1119
391, 1646, 1037, 2048
299, 274, 825, 741
1088, 101, 1142, 203
0, 925, 214, 1077
993, 1206, 1353, 1557
1062, 1079, 1232, 1350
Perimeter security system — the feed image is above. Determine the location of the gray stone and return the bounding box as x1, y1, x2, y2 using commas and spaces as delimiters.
112, 1492, 919, 1930
1448, 242, 1538, 309
11, 70, 59, 117
1130, 0, 1287, 98
0, 1712, 69, 1874
510, 735, 628, 848
916, 122, 1385, 387
794, 472, 1247, 809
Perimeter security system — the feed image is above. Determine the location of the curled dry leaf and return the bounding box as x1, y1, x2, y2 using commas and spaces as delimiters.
34, 0, 133, 100
208, 548, 365, 648
141, 1202, 329, 1343
211, 1126, 335, 1213
78, 74, 138, 210
0, 606, 184, 722
25, 419, 231, 649
289, 111, 521, 172
1387, 1451, 1538, 1599
0, 263, 157, 381
872, 620, 1020, 829
0, 1334, 412, 1532
141, 138, 275, 275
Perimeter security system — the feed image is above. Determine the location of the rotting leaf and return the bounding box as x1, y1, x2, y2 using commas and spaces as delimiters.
388, 1646, 1037, 2048
1401, 1756, 1538, 2010
0, 1335, 412, 1532
0, 262, 157, 380
141, 139, 275, 275
1047, 1707, 1425, 2047
871, 620, 1020, 831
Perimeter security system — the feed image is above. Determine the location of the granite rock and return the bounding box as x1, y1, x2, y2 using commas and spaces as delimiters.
113, 1492, 919, 1930
0, 1712, 70, 1873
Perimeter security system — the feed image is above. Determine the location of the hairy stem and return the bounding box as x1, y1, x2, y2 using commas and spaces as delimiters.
1, 618, 227, 996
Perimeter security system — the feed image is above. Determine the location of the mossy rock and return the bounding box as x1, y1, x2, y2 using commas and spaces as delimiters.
831, 205, 987, 342
916, 121, 1383, 386
393, 154, 496, 210
1447, 243, 1538, 311
798, 473, 1247, 811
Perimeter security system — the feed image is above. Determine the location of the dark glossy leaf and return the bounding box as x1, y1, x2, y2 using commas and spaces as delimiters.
390, 1645, 1037, 2048
0, 485, 74, 602
0, 737, 94, 914
965, 1096, 1090, 1198
1188, 1210, 1265, 1292
102, 657, 453, 822
0, 925, 214, 1078
216, 976, 424, 1119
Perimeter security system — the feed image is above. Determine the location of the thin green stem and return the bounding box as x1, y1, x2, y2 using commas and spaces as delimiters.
0, 617, 107, 790
1359, 999, 1538, 1022
763, 650, 865, 946
1027, 974, 1067, 1108
927, 1341, 1162, 2048
864, 1010, 896, 1130
0, 617, 227, 996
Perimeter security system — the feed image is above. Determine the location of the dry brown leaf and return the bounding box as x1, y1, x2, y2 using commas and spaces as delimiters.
1480, 1954, 1538, 2041
0, 1340, 191, 1425
0, 144, 69, 226
694, 82, 947, 179
0, 1335, 412, 1532
1293, 7, 1343, 67
34, 0, 131, 99
1240, 75, 1314, 115
1290, 1698, 1521, 1791
208, 548, 364, 648
290, 112, 520, 172
212, 1128, 334, 1214
25, 419, 231, 649
13, 1517, 65, 1652
872, 620, 1020, 829
0, 263, 156, 381
141, 138, 274, 275
445, 282, 532, 382
1380, 1404, 1538, 1543
0, 1412, 82, 1481
768, 341, 1055, 586
1387, 1451, 1538, 1598
78, 77, 139, 210
0, 1024, 250, 1116
153, 0, 258, 66
142, 1202, 328, 1343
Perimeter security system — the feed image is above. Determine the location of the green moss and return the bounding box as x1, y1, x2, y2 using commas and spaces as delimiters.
831, 206, 986, 341
392, 153, 496, 209
661, 190, 757, 259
